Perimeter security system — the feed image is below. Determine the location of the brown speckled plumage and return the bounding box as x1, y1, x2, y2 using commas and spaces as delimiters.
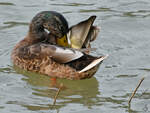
11, 11, 106, 80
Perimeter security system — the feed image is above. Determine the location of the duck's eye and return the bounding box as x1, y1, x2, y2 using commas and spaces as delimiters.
43, 23, 47, 27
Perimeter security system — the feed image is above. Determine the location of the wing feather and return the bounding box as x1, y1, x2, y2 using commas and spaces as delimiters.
68, 16, 96, 49
28, 43, 83, 63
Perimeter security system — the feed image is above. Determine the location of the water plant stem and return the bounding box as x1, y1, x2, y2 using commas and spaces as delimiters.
128, 77, 145, 104
53, 83, 63, 105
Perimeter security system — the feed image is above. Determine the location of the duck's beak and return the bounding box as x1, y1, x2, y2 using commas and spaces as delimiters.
67, 16, 99, 49
56, 35, 70, 47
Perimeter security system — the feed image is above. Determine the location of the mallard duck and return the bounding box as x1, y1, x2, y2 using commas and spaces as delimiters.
11, 11, 107, 80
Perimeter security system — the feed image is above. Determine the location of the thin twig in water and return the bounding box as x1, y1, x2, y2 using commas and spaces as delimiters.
128, 77, 145, 105
53, 83, 63, 106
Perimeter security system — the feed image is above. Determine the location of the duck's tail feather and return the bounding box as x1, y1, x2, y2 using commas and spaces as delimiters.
78, 55, 108, 73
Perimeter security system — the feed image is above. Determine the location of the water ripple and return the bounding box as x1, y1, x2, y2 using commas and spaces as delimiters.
0, 66, 15, 74
0, 2, 15, 6
0, 21, 29, 30
116, 74, 138, 78
51, 3, 94, 7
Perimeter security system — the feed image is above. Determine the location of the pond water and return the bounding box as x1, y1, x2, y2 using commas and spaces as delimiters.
0, 0, 150, 113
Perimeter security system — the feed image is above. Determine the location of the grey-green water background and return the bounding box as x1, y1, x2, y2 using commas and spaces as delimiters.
0, 0, 150, 113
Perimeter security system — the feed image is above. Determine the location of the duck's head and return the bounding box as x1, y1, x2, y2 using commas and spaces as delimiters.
54, 15, 100, 48
29, 11, 69, 39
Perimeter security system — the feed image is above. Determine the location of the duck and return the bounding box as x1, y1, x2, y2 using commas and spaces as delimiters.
11, 11, 107, 80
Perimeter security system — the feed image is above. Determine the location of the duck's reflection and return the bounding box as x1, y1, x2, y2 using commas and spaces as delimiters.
14, 66, 100, 111
14, 66, 142, 113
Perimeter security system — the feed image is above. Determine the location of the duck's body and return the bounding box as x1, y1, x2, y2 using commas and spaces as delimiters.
11, 11, 107, 80
11, 36, 105, 80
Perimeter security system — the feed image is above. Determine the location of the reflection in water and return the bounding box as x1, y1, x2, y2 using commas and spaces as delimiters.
13, 66, 141, 112
14, 66, 100, 110
128, 105, 138, 113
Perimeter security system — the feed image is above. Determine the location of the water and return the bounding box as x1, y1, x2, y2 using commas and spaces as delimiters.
0, 0, 150, 113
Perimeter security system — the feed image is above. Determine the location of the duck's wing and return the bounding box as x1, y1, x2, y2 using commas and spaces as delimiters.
82, 26, 100, 48
29, 43, 83, 63
79, 55, 108, 73
68, 16, 96, 49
